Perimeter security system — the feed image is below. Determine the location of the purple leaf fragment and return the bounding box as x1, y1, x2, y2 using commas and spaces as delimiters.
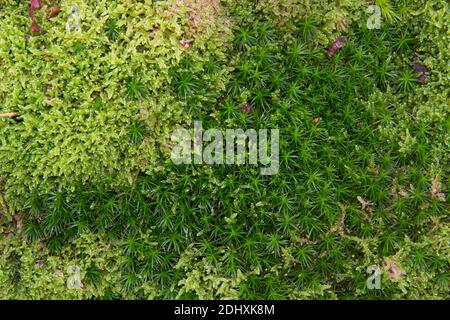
414, 64, 427, 82
326, 36, 345, 58
242, 102, 252, 113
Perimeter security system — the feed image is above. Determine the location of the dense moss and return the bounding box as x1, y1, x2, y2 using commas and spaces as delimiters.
0, 0, 448, 299
0, 0, 230, 196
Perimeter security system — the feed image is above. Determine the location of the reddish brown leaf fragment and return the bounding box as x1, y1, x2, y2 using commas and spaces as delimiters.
48, 6, 61, 19
28, 0, 46, 35
30, 19, 46, 34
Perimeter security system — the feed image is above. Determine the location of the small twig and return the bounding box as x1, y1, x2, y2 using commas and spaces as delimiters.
0, 177, 12, 221
0, 113, 18, 118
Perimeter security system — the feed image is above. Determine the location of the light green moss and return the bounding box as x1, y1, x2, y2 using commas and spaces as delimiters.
0, 0, 231, 200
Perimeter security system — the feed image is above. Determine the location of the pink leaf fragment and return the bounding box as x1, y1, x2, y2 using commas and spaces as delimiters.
180, 38, 192, 49
384, 260, 404, 281
30, 0, 42, 10
326, 36, 345, 58
28, 0, 46, 35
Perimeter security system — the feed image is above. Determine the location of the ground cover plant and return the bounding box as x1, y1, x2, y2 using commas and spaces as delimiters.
0, 0, 448, 299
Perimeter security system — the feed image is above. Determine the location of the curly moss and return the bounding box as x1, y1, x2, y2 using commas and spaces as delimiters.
0, 232, 124, 299
0, 0, 231, 198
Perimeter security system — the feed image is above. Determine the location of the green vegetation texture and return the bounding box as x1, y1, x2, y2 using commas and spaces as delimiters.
0, 0, 448, 299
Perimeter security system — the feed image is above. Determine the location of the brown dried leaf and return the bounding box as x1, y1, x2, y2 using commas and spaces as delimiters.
0, 113, 18, 118
430, 176, 446, 202
357, 196, 373, 220
179, 38, 192, 49
48, 6, 61, 19
335, 20, 348, 31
